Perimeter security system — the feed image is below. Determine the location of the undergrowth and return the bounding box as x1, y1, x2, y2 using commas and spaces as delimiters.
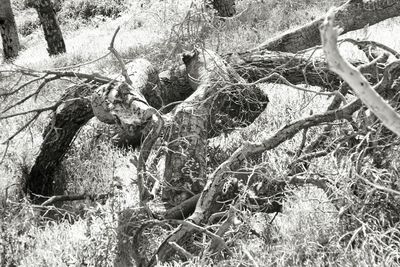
1, 0, 400, 266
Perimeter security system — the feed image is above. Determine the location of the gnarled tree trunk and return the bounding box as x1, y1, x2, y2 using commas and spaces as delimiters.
0, 0, 20, 60
26, 84, 94, 201
26, 0, 66, 55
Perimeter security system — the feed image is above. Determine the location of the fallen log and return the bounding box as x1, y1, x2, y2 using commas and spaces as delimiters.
150, 58, 400, 265
257, 0, 400, 53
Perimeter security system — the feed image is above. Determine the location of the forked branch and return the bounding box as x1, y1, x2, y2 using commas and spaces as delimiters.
320, 9, 400, 137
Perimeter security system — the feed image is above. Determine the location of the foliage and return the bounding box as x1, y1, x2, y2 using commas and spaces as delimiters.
59, 0, 127, 21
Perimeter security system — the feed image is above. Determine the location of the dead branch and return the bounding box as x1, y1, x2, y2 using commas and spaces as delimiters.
0, 104, 58, 120
341, 38, 400, 59
257, 0, 400, 53
109, 26, 132, 85
320, 9, 400, 137
41, 193, 112, 206
151, 56, 400, 262
164, 194, 200, 220
1, 112, 40, 144
0, 74, 48, 97
356, 174, 400, 197
168, 242, 194, 260
137, 113, 164, 203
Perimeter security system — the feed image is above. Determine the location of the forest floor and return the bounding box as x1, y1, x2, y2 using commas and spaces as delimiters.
1, 0, 400, 266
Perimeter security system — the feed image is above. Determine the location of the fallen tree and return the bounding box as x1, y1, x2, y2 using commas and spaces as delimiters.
1, 0, 400, 266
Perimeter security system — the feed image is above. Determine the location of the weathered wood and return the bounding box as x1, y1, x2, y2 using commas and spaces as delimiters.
257, 0, 400, 53
160, 49, 269, 206
321, 10, 400, 137
27, 84, 94, 200
0, 0, 20, 60
91, 59, 159, 132
151, 59, 400, 265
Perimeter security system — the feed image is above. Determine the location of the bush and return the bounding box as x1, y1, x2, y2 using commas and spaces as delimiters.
59, 0, 127, 21
16, 10, 40, 36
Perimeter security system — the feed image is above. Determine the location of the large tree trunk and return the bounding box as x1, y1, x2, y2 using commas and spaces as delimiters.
160, 49, 264, 206
26, 0, 66, 55
257, 0, 400, 52
25, 50, 366, 199
0, 0, 20, 60
26, 84, 94, 201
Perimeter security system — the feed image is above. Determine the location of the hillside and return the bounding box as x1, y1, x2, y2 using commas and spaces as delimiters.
1, 0, 400, 266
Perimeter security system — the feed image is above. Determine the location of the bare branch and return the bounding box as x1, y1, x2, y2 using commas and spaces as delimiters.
0, 74, 48, 97
41, 193, 112, 206
1, 113, 40, 144
320, 9, 400, 137
168, 242, 194, 260
0, 104, 59, 120
356, 174, 400, 197
109, 26, 132, 85
341, 38, 400, 59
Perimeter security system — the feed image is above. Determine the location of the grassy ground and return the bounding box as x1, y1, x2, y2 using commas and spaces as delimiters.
1, 0, 400, 266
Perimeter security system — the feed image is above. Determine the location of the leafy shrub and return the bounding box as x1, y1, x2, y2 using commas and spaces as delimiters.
59, 0, 127, 21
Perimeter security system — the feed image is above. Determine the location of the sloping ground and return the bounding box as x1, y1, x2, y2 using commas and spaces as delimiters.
1, 0, 400, 266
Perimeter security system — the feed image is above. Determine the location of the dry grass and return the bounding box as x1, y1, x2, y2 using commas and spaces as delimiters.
1, 0, 400, 266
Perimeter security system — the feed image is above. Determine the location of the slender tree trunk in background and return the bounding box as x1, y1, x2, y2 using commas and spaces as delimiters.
210, 0, 236, 17
0, 0, 20, 60
26, 0, 66, 55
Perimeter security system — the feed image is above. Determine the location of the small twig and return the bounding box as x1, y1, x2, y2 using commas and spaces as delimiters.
321, 9, 400, 137
137, 113, 163, 203
109, 26, 132, 85
168, 242, 194, 259
340, 38, 400, 59
0, 74, 48, 97
172, 219, 232, 255
0, 142, 10, 165
288, 175, 332, 191
41, 193, 112, 206
0, 104, 59, 120
295, 127, 309, 158
231, 72, 339, 97
356, 174, 400, 196
45, 52, 112, 71
1, 113, 40, 144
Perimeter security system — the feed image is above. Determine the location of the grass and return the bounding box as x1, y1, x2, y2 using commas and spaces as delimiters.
1, 0, 400, 266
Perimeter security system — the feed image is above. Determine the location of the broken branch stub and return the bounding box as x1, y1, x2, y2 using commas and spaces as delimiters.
320, 9, 400, 137
91, 58, 160, 135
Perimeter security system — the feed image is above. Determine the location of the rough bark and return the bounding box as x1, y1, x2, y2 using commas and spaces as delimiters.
151, 59, 400, 265
257, 0, 400, 53
26, 0, 66, 55
24, 50, 364, 199
26, 84, 94, 200
0, 0, 20, 60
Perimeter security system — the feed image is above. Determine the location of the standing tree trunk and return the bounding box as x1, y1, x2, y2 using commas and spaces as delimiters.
209, 0, 236, 17
0, 0, 20, 60
25, 0, 66, 55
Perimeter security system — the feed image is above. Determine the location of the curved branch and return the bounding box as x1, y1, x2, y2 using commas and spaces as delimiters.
320, 9, 400, 137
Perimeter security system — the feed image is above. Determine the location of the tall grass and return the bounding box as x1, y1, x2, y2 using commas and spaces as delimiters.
1, 0, 400, 266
